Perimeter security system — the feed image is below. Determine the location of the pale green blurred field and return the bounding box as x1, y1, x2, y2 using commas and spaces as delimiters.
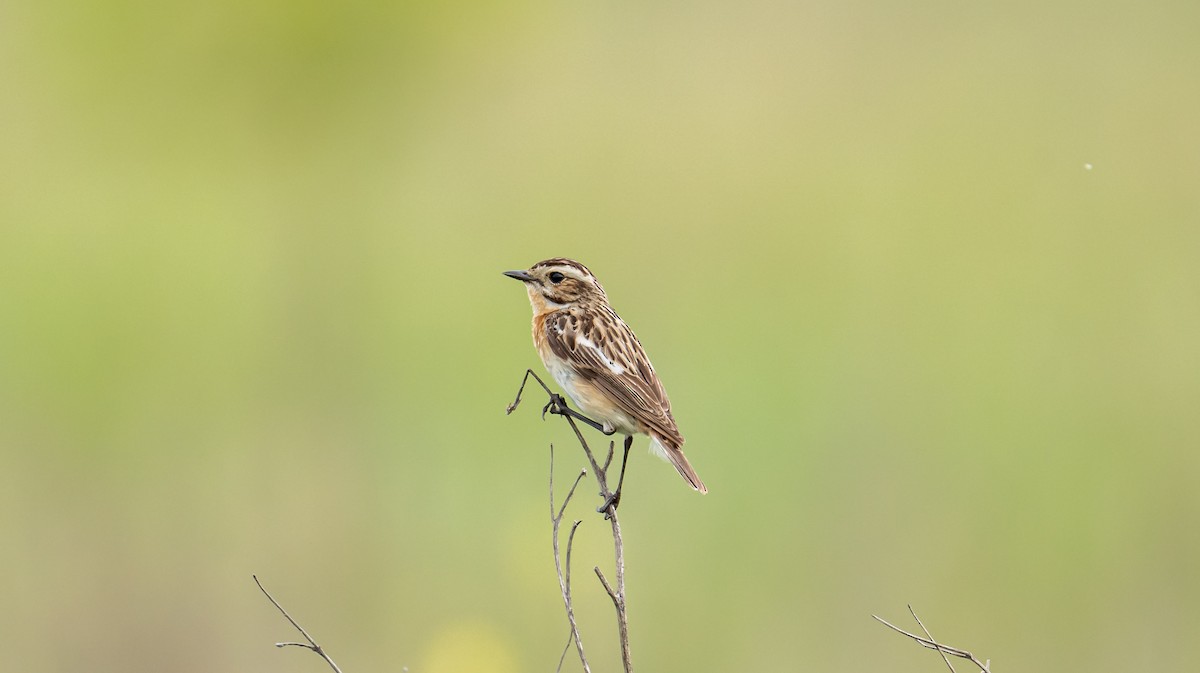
2, 1, 1199, 671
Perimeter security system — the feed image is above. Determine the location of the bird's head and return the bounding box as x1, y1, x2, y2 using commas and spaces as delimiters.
504, 258, 608, 313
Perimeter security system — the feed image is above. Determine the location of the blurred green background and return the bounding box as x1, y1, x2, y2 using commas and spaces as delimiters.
2, 1, 1198, 671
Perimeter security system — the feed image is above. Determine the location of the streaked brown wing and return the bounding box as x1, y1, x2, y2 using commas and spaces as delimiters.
545, 308, 684, 445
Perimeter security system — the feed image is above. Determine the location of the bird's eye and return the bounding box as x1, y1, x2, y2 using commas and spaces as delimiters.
548, 272, 565, 284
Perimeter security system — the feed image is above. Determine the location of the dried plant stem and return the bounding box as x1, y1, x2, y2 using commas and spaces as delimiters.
253, 575, 344, 673
560, 416, 633, 673
550, 445, 591, 673
873, 605, 991, 673
510, 370, 633, 673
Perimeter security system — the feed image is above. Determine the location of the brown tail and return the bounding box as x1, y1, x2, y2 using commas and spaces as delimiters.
651, 436, 708, 494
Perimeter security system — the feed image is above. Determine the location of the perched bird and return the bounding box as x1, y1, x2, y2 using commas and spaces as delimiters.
504, 258, 706, 506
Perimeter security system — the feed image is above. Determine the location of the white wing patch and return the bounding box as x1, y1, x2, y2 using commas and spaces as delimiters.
577, 334, 626, 376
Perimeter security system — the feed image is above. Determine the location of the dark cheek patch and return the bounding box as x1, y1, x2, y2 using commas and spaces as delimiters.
543, 281, 581, 304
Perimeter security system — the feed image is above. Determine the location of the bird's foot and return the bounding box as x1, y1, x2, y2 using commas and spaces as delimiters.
541, 393, 569, 420
597, 489, 622, 519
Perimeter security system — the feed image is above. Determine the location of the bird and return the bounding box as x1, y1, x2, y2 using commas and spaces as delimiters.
504, 257, 706, 509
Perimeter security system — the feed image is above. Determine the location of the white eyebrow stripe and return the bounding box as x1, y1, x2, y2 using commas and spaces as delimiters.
552, 269, 590, 283
577, 334, 625, 375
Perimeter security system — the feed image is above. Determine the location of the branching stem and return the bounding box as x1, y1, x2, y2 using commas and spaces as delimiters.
253, 575, 344, 673
515, 371, 633, 673
873, 606, 991, 673
550, 445, 591, 673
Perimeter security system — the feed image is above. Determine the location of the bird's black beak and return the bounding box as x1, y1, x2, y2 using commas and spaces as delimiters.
503, 270, 534, 282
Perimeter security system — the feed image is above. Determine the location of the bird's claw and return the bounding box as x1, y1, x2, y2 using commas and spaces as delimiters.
598, 490, 621, 518
541, 393, 567, 420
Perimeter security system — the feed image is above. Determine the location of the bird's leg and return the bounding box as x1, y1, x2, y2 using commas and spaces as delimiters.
507, 369, 617, 436
542, 394, 615, 436
598, 435, 633, 517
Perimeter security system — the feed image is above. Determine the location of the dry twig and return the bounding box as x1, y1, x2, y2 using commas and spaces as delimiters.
550, 446, 591, 673
873, 605, 991, 672
510, 370, 634, 673
253, 575, 344, 673
561, 424, 632, 673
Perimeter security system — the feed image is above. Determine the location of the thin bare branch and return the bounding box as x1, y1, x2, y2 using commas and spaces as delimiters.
874, 608, 991, 672
508, 368, 554, 415
253, 575, 344, 673
515, 370, 634, 673
593, 567, 618, 604
909, 604, 956, 673
566, 521, 583, 593
556, 629, 575, 673
551, 446, 592, 673
560, 413, 633, 673
552, 462, 587, 525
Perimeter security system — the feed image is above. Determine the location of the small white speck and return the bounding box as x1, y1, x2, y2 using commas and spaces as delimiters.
1084, 163, 1093, 171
